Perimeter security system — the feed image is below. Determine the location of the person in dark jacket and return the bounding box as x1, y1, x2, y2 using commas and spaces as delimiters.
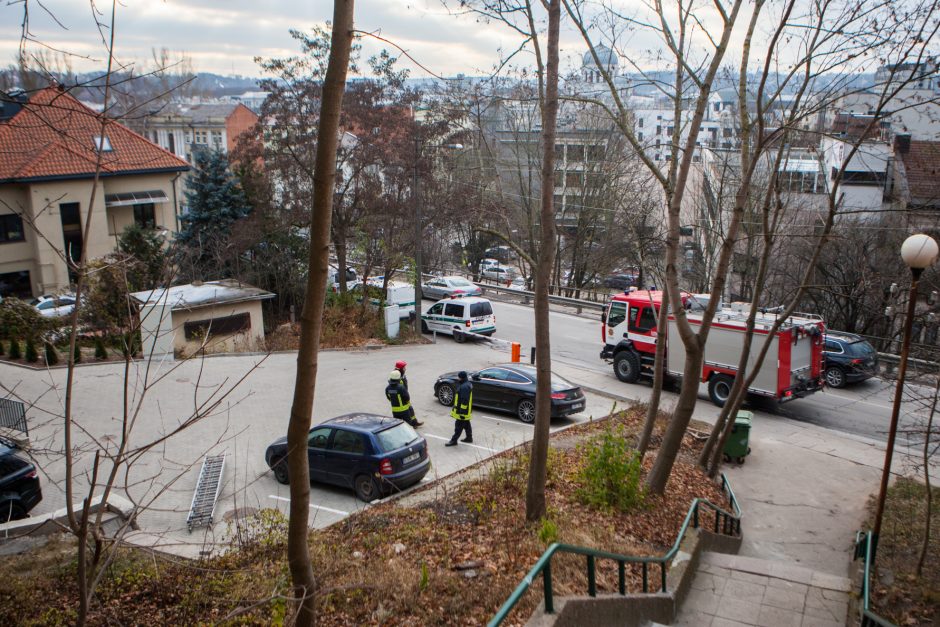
394, 360, 408, 390
445, 371, 473, 446
386, 370, 422, 427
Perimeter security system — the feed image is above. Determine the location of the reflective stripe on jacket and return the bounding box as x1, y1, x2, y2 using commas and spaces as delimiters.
451, 381, 473, 420
385, 383, 411, 413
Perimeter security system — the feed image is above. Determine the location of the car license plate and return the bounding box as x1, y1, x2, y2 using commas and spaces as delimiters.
403, 452, 420, 464
571, 403, 584, 412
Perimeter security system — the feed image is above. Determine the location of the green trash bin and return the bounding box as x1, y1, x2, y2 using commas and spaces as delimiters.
723, 411, 752, 464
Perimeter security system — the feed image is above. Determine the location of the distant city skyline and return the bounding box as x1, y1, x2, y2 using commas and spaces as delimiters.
0, 0, 598, 81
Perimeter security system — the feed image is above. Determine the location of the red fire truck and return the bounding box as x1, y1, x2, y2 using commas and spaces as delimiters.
599, 290, 826, 406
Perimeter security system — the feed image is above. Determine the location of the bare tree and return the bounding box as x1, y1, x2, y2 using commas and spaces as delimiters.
283, 3, 355, 625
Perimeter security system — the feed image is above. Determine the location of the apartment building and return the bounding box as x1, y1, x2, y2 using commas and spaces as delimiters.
128, 101, 258, 163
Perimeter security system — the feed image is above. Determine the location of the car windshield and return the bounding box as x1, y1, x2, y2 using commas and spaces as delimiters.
376, 423, 420, 452
450, 278, 472, 287
469, 301, 493, 317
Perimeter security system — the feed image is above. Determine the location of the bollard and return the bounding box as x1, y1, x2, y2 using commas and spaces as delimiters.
511, 342, 521, 362
530, 346, 536, 364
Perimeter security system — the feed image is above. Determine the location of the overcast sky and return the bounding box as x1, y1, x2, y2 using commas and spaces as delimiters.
0, 0, 591, 80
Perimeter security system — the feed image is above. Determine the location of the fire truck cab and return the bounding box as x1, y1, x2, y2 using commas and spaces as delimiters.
600, 290, 826, 406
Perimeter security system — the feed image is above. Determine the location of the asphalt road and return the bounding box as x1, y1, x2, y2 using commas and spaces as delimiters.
472, 297, 933, 451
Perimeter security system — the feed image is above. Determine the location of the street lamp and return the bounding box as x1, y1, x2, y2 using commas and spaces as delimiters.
412, 139, 463, 332
871, 233, 939, 558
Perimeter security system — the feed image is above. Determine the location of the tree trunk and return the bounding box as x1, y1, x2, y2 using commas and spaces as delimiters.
285, 3, 354, 625
525, 0, 560, 523
638, 287, 669, 459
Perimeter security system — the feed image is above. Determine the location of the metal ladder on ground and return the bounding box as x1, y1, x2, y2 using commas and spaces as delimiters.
186, 453, 226, 532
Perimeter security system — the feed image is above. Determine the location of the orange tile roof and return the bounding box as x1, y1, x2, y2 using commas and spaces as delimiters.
0, 86, 189, 183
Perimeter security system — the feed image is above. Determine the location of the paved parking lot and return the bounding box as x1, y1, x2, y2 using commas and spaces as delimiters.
1, 339, 615, 554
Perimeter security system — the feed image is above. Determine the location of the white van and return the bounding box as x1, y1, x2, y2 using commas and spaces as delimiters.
352, 278, 416, 319
421, 296, 496, 342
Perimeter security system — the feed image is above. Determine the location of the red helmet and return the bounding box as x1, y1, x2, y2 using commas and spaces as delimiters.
395, 360, 407, 369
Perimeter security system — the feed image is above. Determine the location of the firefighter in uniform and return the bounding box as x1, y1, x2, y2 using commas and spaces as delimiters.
386, 370, 422, 427
445, 371, 473, 446
394, 360, 409, 389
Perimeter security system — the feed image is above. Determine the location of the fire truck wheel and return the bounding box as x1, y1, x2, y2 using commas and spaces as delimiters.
708, 374, 734, 407
824, 366, 846, 388
614, 351, 641, 383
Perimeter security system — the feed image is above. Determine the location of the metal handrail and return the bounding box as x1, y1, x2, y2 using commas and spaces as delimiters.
474, 281, 607, 312
853, 531, 897, 627
488, 474, 742, 627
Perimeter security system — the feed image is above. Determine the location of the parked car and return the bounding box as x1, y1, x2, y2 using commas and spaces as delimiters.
0, 437, 42, 523
484, 246, 514, 263
422, 276, 483, 300
822, 332, 879, 388
602, 273, 638, 290
264, 413, 430, 502
481, 265, 516, 283
420, 296, 496, 342
434, 364, 586, 423
327, 265, 359, 290
479, 258, 501, 273
30, 294, 76, 318
350, 278, 416, 319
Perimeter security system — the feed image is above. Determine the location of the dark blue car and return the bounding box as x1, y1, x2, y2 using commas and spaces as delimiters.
264, 413, 430, 502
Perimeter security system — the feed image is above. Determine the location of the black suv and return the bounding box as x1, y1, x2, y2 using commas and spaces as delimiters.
822, 332, 878, 388
0, 438, 42, 522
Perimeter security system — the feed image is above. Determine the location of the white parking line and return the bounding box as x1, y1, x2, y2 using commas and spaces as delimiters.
268, 495, 350, 516
422, 432, 498, 452
474, 413, 532, 427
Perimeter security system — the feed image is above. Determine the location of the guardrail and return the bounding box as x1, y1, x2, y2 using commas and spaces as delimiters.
853, 531, 897, 627
488, 473, 742, 626
474, 282, 606, 313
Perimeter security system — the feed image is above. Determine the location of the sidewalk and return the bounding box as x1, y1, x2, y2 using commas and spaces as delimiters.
548, 361, 932, 626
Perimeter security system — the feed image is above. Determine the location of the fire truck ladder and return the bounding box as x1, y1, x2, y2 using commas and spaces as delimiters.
186, 453, 226, 532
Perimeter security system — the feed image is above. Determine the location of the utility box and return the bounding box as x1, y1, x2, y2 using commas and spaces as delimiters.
723, 411, 752, 464
384, 305, 400, 339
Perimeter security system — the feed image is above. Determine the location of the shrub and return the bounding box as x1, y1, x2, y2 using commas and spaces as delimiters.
24, 337, 38, 363
94, 337, 108, 360
576, 425, 646, 512
538, 517, 558, 545
73, 343, 82, 364
0, 298, 44, 341
8, 339, 21, 360
0, 340, 4, 356
44, 342, 58, 366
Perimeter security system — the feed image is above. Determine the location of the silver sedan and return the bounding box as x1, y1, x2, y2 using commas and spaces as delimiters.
421, 276, 483, 300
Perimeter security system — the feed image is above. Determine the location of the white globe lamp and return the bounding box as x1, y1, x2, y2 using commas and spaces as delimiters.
900, 233, 939, 270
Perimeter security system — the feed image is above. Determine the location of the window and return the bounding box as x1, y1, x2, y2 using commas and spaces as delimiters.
607, 301, 627, 327
308, 427, 332, 449
376, 423, 419, 452
505, 371, 530, 384
0, 270, 31, 298
638, 132, 644, 141
428, 303, 444, 316
638, 118, 644, 128
211, 130, 223, 146
194, 130, 208, 145
479, 368, 509, 381
444, 303, 464, 318
824, 340, 843, 354
567, 145, 585, 161
469, 301, 493, 317
629, 305, 657, 332
183, 312, 251, 340
566, 172, 583, 187
554, 144, 565, 158
331, 429, 365, 454
656, 125, 662, 135
0, 214, 25, 243
714, 102, 720, 112
427, 279, 444, 288
93, 135, 113, 152
667, 126, 674, 135
133, 203, 156, 228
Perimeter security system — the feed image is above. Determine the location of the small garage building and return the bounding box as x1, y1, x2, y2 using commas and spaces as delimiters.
131, 280, 275, 358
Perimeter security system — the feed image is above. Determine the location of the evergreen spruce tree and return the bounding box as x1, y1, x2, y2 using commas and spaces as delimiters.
9, 339, 21, 360
25, 337, 37, 363
44, 342, 58, 366
94, 337, 107, 360
176, 149, 251, 279
74, 342, 82, 364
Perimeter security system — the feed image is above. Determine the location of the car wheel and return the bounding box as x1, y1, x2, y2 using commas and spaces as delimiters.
354, 474, 381, 502
437, 383, 455, 406
517, 398, 536, 423
421, 320, 430, 334
273, 461, 289, 485
0, 501, 25, 523
825, 366, 846, 388
614, 351, 641, 383
708, 374, 734, 407
453, 329, 466, 343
